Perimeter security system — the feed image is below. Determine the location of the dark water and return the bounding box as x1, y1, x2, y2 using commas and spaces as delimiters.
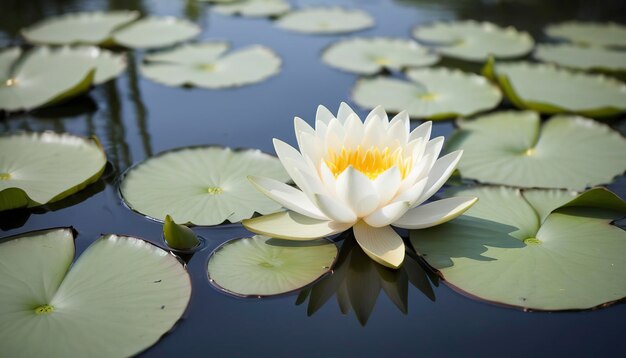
2, 0, 626, 356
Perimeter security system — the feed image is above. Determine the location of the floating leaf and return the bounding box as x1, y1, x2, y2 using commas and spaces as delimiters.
545, 21, 626, 48
321, 37, 439, 75
275, 7, 374, 34
141, 42, 281, 88
534, 43, 626, 73
112, 16, 200, 49
120, 146, 290, 226
0, 132, 106, 211
412, 20, 534, 62
0, 228, 192, 357
207, 235, 337, 297
0, 47, 96, 111
66, 46, 127, 84
352, 67, 501, 119
213, 0, 291, 17
21, 10, 139, 45
163, 215, 201, 251
446, 111, 626, 190
483, 59, 626, 117
411, 186, 626, 311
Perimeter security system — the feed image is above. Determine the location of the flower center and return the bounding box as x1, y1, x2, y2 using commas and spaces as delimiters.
4, 78, 17, 87
34, 304, 54, 315
0, 172, 10, 180
325, 146, 412, 180
206, 186, 223, 194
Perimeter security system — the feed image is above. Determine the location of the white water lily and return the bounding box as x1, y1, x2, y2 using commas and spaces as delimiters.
242, 103, 477, 269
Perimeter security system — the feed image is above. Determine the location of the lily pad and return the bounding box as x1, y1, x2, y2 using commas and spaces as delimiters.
534, 43, 626, 73
21, 10, 139, 45
141, 43, 281, 88
112, 16, 201, 49
275, 7, 374, 34
447, 111, 626, 190
0, 228, 192, 357
0, 47, 96, 112
0, 132, 107, 211
214, 0, 291, 17
120, 146, 290, 226
483, 58, 626, 117
412, 20, 534, 62
321, 37, 440, 75
207, 235, 337, 297
545, 21, 626, 48
352, 67, 501, 119
67, 46, 127, 84
410, 186, 626, 311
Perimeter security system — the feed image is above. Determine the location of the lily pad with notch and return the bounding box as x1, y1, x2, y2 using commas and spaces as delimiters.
120, 146, 290, 226
141, 42, 281, 88
207, 235, 338, 297
352, 67, 501, 119
544, 21, 626, 48
0, 132, 107, 211
275, 7, 374, 35
0, 228, 192, 357
410, 186, 626, 311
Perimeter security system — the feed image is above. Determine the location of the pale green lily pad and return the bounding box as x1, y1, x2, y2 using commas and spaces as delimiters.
275, 7, 374, 34
411, 186, 626, 311
214, 0, 291, 17
447, 111, 626, 190
321, 37, 440, 75
0, 132, 107, 211
352, 67, 501, 119
483, 59, 626, 117
112, 16, 200, 49
0, 47, 96, 111
207, 235, 338, 297
0, 228, 191, 357
412, 20, 534, 62
141, 42, 281, 88
120, 146, 290, 226
534, 43, 626, 73
545, 21, 626, 48
21, 10, 139, 45
66, 46, 127, 84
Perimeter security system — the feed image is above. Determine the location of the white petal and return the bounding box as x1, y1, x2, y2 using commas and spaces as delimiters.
364, 105, 388, 127
394, 177, 428, 205
249, 176, 327, 220
387, 111, 409, 146
325, 118, 345, 153
393, 196, 478, 229
424, 136, 445, 162
413, 150, 463, 207
287, 163, 326, 198
337, 102, 357, 124
353, 221, 405, 269
363, 201, 411, 228
294, 116, 315, 150
336, 166, 380, 217
273, 138, 310, 180
299, 132, 324, 168
373, 166, 401, 206
399, 153, 432, 192
409, 121, 432, 142
343, 113, 364, 149
314, 193, 357, 223
362, 115, 386, 148
315, 119, 328, 139
316, 104, 335, 125
243, 211, 352, 240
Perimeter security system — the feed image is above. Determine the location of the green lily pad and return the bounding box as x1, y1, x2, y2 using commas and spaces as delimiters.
0, 132, 107, 211
534, 43, 626, 73
21, 10, 139, 45
321, 37, 439, 75
446, 111, 626, 190
0, 47, 96, 112
0, 228, 192, 357
112, 16, 201, 49
483, 58, 626, 117
207, 235, 338, 297
545, 21, 626, 48
412, 20, 534, 62
352, 67, 501, 119
120, 146, 290, 226
214, 0, 291, 17
67, 46, 127, 84
141, 43, 281, 88
275, 7, 374, 34
410, 186, 626, 311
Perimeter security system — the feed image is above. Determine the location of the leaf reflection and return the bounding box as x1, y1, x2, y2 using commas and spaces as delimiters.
297, 234, 437, 326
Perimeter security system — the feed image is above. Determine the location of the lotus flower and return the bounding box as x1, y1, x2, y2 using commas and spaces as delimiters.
243, 103, 477, 269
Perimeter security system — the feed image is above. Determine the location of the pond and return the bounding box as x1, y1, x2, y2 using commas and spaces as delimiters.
1, 0, 626, 356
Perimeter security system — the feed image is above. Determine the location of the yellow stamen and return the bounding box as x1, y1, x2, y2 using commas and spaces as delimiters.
0, 172, 10, 180
4, 78, 17, 87
418, 92, 439, 101
325, 145, 412, 180
374, 57, 391, 66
